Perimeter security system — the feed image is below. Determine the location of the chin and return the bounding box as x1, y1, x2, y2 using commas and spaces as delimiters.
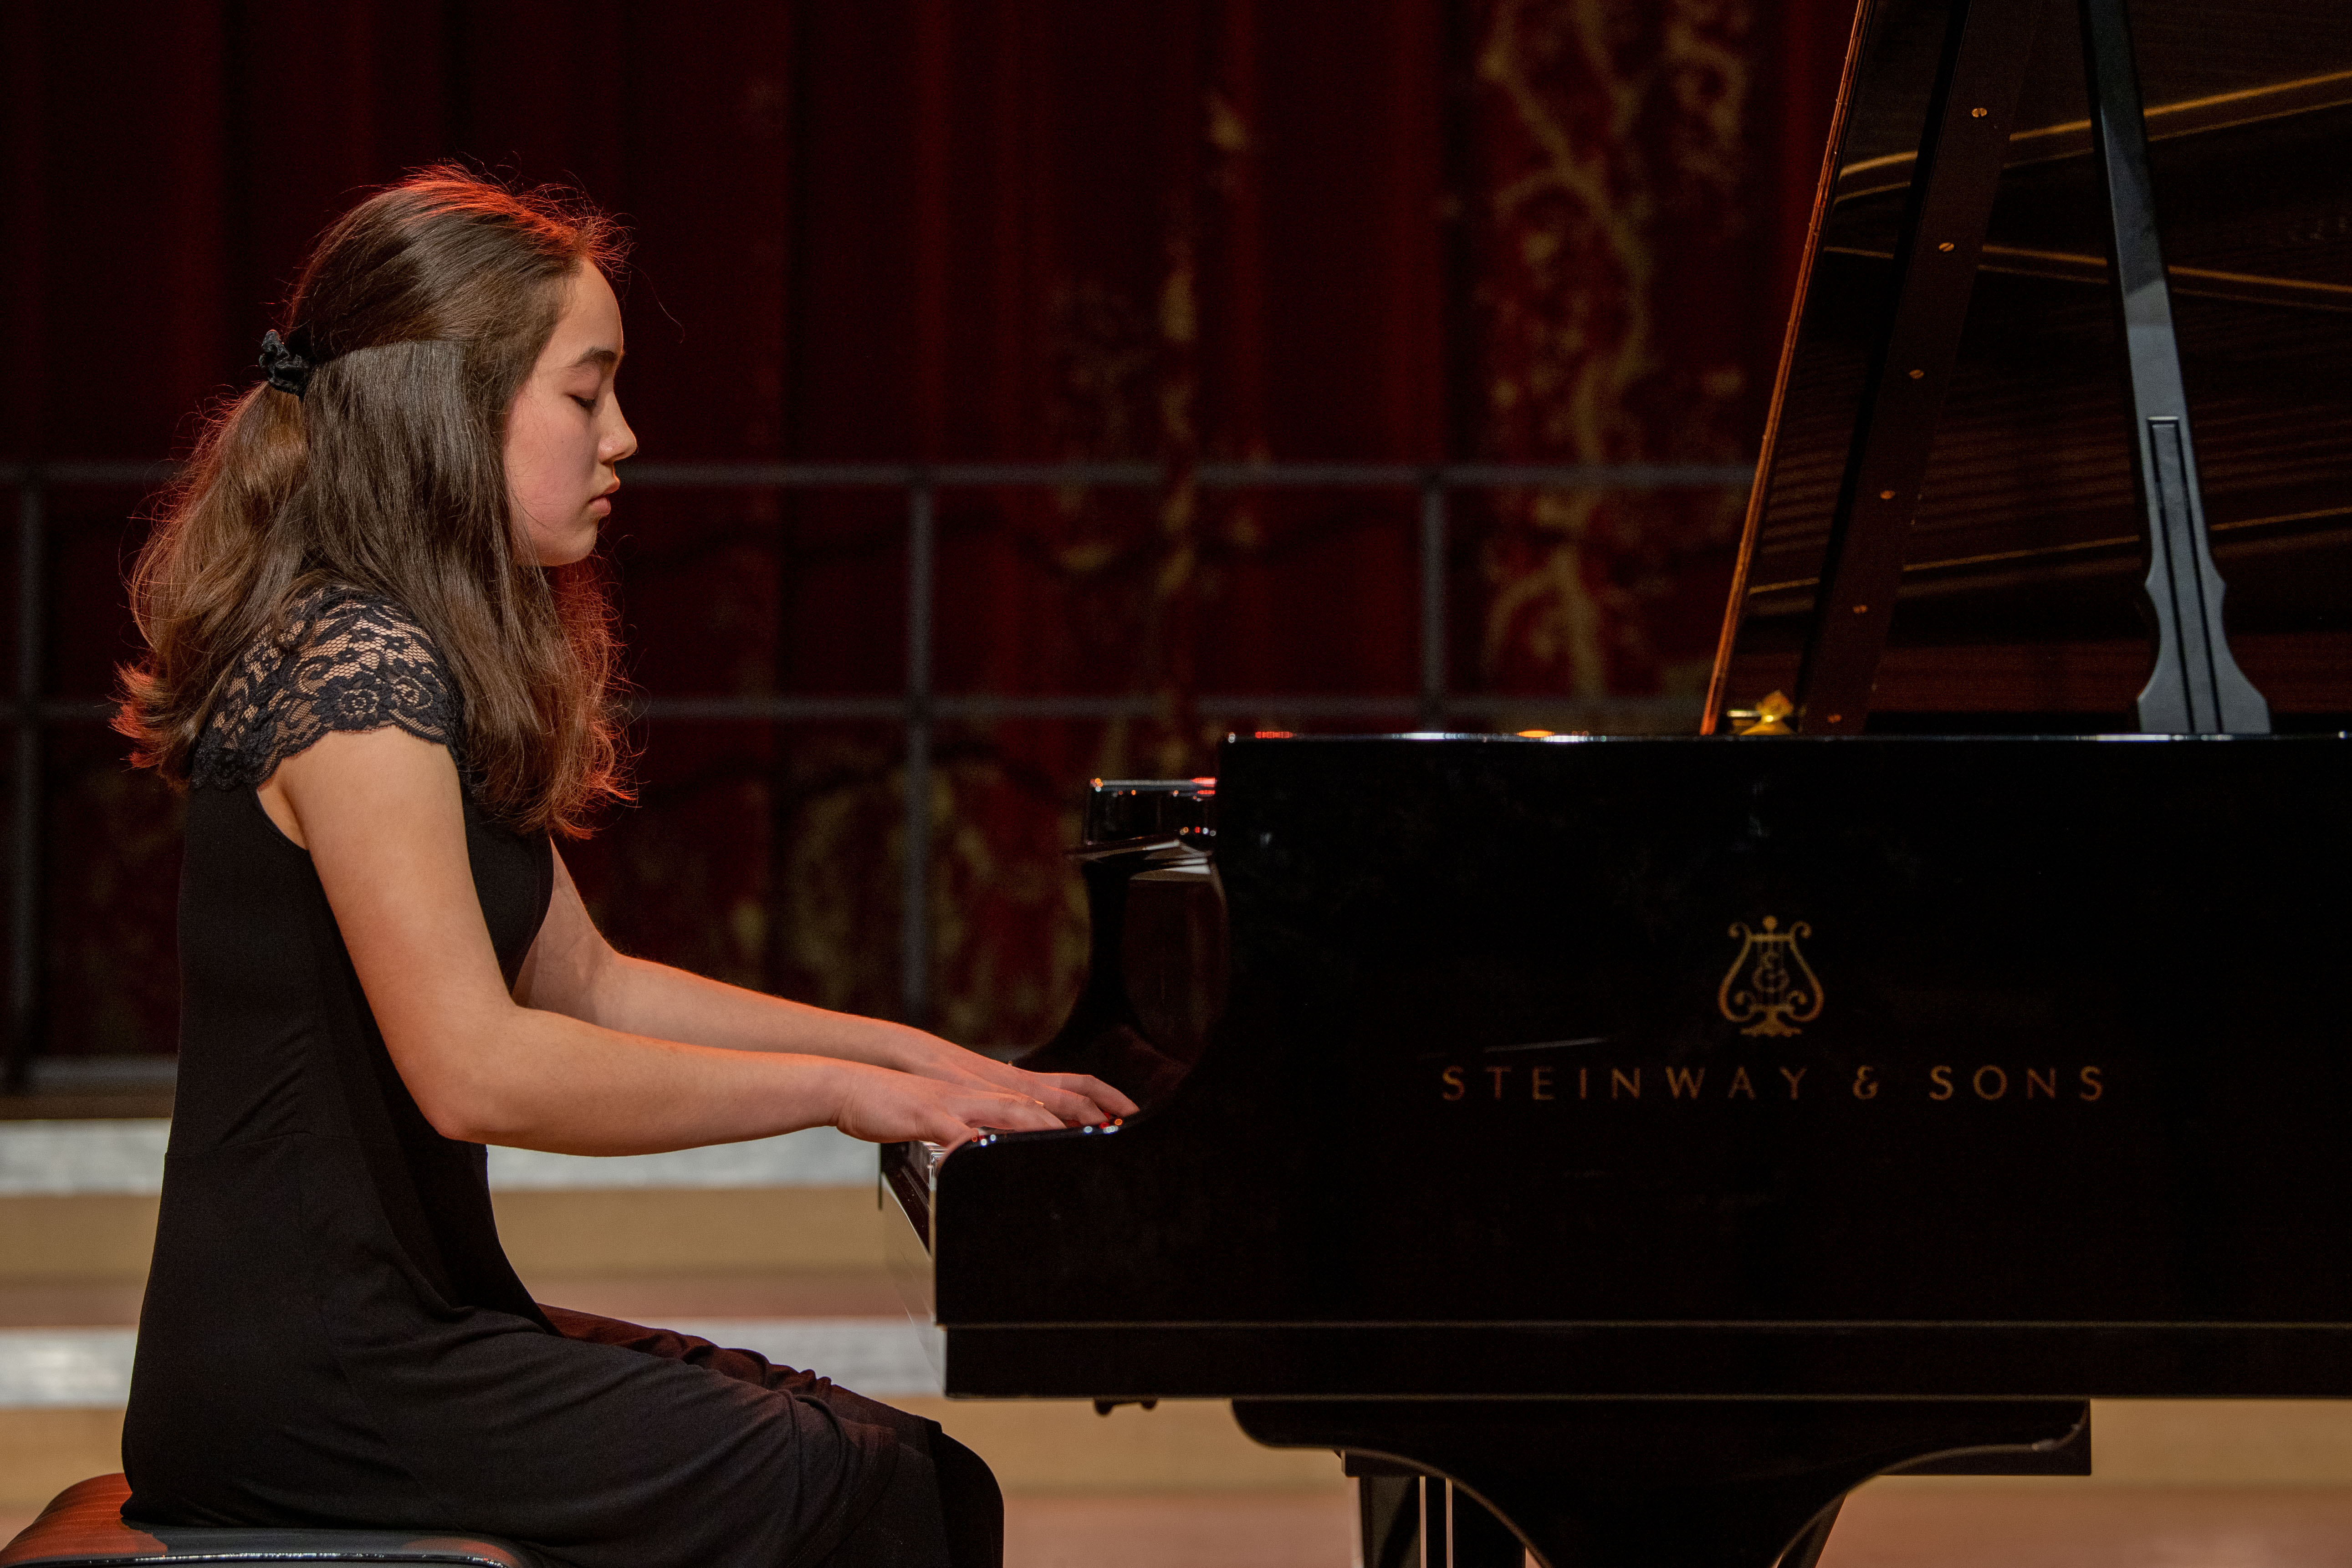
536, 531, 599, 568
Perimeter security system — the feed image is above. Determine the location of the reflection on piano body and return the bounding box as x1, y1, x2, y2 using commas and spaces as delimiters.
886, 1, 2352, 1564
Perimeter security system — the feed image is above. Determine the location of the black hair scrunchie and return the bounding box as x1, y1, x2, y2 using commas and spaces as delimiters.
258, 327, 322, 398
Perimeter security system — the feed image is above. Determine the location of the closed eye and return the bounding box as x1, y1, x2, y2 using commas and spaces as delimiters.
571, 395, 597, 411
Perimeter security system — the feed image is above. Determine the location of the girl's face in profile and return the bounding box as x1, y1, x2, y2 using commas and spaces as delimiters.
506, 266, 636, 567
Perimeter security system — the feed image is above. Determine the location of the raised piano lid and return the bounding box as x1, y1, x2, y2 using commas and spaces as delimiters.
1707, 0, 2352, 730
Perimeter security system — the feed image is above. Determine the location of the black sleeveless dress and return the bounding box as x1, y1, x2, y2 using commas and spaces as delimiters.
122, 591, 981, 1568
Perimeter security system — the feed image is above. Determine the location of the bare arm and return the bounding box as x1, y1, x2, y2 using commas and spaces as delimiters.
513, 851, 1135, 1125
263, 726, 1072, 1154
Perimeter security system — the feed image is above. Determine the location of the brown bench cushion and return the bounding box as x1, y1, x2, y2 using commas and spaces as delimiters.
0, 1476, 545, 1567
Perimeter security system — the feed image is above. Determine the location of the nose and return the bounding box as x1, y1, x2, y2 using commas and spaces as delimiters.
603, 396, 639, 467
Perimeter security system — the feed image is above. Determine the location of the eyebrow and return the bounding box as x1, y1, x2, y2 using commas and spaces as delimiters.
569, 347, 623, 370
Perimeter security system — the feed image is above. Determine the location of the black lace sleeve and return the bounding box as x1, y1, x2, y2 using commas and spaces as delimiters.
190, 591, 460, 790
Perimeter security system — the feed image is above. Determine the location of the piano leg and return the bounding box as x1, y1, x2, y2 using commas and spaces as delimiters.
1238, 1398, 2086, 1568
1350, 1456, 1529, 1568
1350, 1461, 1421, 1568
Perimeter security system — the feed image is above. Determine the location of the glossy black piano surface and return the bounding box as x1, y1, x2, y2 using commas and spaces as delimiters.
895, 731, 2352, 1401
1712, 0, 2352, 725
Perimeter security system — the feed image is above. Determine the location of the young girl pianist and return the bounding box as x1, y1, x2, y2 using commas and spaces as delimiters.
114, 167, 1131, 1568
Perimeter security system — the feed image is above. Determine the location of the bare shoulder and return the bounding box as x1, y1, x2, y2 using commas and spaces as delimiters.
261, 722, 464, 853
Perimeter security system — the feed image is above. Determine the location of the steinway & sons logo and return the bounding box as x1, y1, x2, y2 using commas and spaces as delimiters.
1435, 910, 2106, 1108
1718, 916, 1822, 1037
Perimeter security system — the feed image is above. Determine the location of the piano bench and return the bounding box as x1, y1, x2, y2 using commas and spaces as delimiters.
0, 1476, 546, 1568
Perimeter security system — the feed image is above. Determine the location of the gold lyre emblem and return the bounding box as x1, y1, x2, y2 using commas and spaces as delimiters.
1718, 916, 1825, 1037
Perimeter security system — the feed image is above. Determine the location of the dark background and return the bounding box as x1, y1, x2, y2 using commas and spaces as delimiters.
0, 0, 1850, 1067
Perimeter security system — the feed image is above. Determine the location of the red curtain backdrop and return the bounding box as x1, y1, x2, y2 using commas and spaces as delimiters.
2, 0, 1849, 1060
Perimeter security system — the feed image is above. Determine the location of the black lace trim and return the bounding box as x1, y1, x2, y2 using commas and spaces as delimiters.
190, 590, 460, 790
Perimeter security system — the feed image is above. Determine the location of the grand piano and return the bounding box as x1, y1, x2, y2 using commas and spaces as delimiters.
885, 1, 2352, 1564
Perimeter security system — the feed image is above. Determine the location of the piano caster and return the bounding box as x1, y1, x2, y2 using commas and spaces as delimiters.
1246, 1398, 2088, 1568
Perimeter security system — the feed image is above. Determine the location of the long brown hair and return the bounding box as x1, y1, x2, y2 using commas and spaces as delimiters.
117, 167, 631, 838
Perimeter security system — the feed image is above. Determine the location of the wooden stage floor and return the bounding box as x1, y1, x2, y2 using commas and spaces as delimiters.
1015, 1486, 2352, 1568
13, 1486, 2352, 1567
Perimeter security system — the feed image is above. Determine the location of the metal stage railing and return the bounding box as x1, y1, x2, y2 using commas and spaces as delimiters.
0, 457, 1752, 1076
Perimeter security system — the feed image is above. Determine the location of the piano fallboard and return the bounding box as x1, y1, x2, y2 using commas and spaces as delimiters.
892, 732, 2352, 1402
